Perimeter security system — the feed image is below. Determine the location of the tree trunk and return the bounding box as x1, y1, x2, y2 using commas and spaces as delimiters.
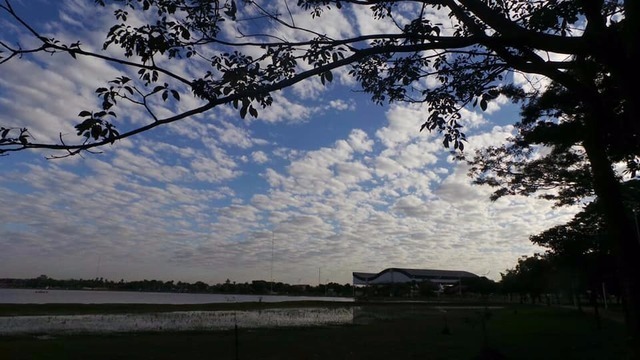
582, 112, 640, 356
575, 3, 640, 355
590, 288, 602, 330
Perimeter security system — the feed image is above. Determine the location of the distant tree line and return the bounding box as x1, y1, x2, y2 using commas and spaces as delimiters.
0, 273, 501, 300
0, 275, 354, 297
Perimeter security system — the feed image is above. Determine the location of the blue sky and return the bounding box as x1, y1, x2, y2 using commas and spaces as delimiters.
0, 0, 581, 285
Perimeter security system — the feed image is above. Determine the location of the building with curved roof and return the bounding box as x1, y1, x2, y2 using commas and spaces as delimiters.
352, 268, 478, 286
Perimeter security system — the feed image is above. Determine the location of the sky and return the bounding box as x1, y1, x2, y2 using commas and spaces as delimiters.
0, 0, 581, 285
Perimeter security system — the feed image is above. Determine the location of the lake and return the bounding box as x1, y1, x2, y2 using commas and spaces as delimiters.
0, 308, 356, 335
0, 288, 353, 304
0, 288, 356, 334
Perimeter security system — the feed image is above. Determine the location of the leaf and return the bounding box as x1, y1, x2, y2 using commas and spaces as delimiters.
249, 106, 258, 118
78, 111, 92, 117
19, 134, 29, 145
1, 128, 10, 138
162, 90, 168, 101
480, 99, 488, 111
224, 0, 237, 20
171, 90, 180, 101
91, 125, 102, 140
110, 129, 120, 144
487, 89, 500, 98
324, 71, 333, 83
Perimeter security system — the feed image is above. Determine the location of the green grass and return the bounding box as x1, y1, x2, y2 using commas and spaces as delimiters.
0, 305, 629, 360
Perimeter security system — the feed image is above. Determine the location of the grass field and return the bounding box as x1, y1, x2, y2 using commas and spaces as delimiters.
0, 304, 629, 360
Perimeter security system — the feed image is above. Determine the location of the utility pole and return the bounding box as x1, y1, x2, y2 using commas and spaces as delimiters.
270, 231, 274, 294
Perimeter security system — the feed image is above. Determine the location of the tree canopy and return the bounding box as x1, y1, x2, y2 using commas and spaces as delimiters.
0, 0, 630, 156
500, 185, 638, 309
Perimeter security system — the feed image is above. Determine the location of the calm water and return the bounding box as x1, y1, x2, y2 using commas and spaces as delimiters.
0, 288, 353, 304
0, 308, 355, 335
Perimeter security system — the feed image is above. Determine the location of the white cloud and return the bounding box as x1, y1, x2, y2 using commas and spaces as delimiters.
328, 99, 356, 111
252, 92, 316, 123
191, 153, 241, 183
347, 129, 373, 153
251, 151, 269, 164
213, 120, 257, 149
513, 71, 551, 94
0, 3, 583, 286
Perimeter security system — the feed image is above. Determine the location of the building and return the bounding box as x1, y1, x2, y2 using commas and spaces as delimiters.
352, 268, 478, 286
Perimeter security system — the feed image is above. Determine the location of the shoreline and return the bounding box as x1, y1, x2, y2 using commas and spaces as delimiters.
0, 307, 357, 336
0, 300, 510, 317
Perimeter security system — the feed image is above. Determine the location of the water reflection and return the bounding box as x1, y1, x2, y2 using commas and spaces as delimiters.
0, 289, 353, 304
0, 308, 354, 335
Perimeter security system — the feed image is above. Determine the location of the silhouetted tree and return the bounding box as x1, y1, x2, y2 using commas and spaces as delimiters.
469, 64, 640, 341
463, 276, 498, 296
529, 184, 640, 305
501, 255, 552, 303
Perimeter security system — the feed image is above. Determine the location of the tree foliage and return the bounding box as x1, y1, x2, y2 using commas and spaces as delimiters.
468, 69, 639, 206
500, 254, 552, 303
530, 180, 640, 272
500, 184, 637, 306
0, 0, 627, 157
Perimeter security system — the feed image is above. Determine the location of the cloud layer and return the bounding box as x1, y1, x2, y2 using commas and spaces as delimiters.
0, 1, 580, 285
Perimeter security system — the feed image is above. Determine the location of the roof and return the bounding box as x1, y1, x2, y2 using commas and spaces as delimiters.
352, 268, 478, 284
